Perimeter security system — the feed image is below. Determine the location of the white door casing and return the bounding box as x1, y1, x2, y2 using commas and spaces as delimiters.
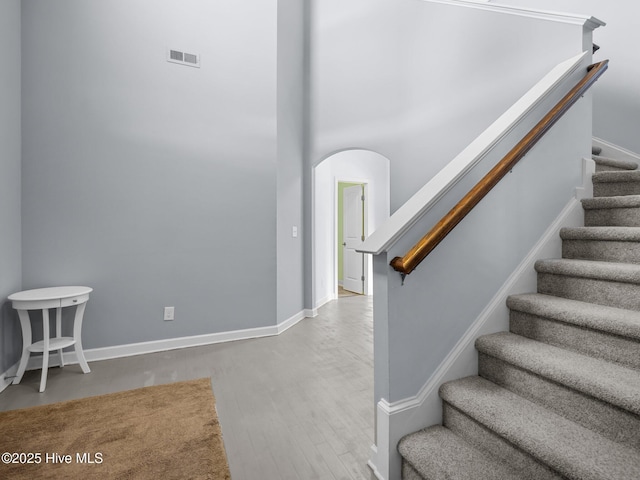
343, 184, 365, 294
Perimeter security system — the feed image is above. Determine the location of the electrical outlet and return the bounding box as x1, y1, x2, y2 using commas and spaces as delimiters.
164, 306, 175, 321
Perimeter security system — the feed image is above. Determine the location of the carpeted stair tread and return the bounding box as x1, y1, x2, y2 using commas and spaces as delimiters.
592, 155, 638, 171
593, 170, 640, 183
440, 376, 640, 480
398, 426, 523, 480
582, 196, 640, 227
592, 170, 640, 196
560, 226, 640, 242
535, 258, 640, 284
507, 293, 640, 341
582, 195, 640, 210
560, 227, 640, 264
475, 332, 640, 415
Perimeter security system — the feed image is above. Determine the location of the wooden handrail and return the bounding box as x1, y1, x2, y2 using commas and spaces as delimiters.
390, 60, 608, 275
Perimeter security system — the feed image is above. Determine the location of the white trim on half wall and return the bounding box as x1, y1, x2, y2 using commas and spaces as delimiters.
18, 309, 309, 373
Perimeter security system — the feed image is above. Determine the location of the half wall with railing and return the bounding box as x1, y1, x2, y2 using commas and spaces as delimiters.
359, 18, 606, 478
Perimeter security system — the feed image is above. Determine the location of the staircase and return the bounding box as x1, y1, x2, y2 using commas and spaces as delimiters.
398, 147, 640, 480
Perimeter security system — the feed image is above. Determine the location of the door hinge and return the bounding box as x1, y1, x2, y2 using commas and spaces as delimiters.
361, 276, 365, 281
361, 195, 365, 201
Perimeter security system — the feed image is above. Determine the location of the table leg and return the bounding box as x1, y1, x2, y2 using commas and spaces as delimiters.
56, 306, 65, 368
40, 308, 50, 393
73, 302, 91, 374
12, 310, 32, 385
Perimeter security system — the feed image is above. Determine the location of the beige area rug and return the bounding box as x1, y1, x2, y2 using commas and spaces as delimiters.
0, 378, 231, 479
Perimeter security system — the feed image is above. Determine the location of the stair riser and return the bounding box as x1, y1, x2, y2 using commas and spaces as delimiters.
479, 353, 640, 450
585, 208, 640, 227
537, 273, 640, 311
562, 239, 640, 264
510, 311, 640, 371
402, 462, 424, 480
442, 404, 561, 480
595, 164, 632, 172
594, 182, 640, 197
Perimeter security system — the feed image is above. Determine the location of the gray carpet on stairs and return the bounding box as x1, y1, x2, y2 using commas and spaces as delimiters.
398, 150, 640, 479
593, 170, 640, 197
582, 195, 640, 209
478, 351, 640, 449
440, 377, 640, 480
536, 258, 640, 311
535, 257, 640, 283
582, 196, 640, 227
475, 332, 640, 415
594, 170, 640, 183
398, 426, 524, 480
560, 226, 640, 264
593, 154, 638, 172
561, 226, 640, 242
507, 293, 640, 340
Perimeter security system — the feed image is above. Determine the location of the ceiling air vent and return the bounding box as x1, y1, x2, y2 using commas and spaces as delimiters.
167, 49, 200, 68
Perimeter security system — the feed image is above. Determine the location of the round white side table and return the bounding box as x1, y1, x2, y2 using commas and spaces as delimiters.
8, 286, 93, 392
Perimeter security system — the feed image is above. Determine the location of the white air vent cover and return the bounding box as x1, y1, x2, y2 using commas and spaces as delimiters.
167, 49, 200, 68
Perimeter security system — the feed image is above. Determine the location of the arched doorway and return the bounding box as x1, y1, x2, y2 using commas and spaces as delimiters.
312, 149, 390, 310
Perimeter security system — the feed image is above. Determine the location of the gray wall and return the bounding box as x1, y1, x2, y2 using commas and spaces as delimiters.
21, 0, 279, 349
305, 0, 589, 308
0, 0, 23, 374
496, 0, 640, 153
277, 0, 306, 322
378, 58, 593, 476
308, 0, 592, 419
385, 95, 590, 401
311, 0, 586, 212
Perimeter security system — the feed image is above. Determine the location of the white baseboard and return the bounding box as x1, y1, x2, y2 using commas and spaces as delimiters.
0, 362, 19, 394
306, 291, 340, 319
370, 402, 393, 479
369, 162, 592, 480
277, 310, 306, 334
21, 310, 308, 372
315, 293, 336, 311
368, 451, 385, 480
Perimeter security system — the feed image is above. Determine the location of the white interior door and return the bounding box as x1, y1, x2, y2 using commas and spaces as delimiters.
343, 185, 364, 294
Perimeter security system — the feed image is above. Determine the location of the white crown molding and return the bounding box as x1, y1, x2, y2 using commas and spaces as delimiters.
425, 0, 605, 29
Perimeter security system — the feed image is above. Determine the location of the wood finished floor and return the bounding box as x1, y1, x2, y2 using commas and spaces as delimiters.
0, 294, 374, 480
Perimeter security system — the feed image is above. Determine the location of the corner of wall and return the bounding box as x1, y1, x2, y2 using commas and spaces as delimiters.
0, 0, 23, 382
